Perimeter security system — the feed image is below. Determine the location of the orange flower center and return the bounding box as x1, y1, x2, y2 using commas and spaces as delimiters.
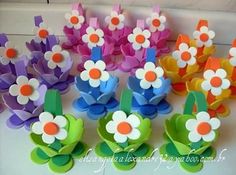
43, 122, 59, 135
197, 122, 212, 135
210, 76, 222, 87
52, 53, 64, 63
5, 48, 17, 59
70, 16, 79, 24
89, 68, 101, 79
181, 51, 191, 61
89, 34, 99, 43
200, 33, 209, 42
38, 29, 49, 39
152, 19, 161, 27
135, 34, 145, 44
20, 84, 33, 96
111, 17, 120, 25
117, 122, 132, 134
145, 71, 157, 82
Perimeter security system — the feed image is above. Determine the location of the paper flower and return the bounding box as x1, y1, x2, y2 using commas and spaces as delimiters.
80, 60, 109, 87
0, 64, 16, 92
105, 11, 125, 31
201, 69, 230, 96
186, 111, 220, 142
33, 22, 53, 44
106, 110, 141, 143
32, 112, 67, 144
9, 76, 40, 105
193, 26, 215, 47
135, 62, 164, 89
82, 26, 105, 49
146, 12, 166, 32
65, 10, 85, 29
0, 41, 21, 65
44, 45, 70, 69
128, 27, 151, 51
229, 47, 236, 66
172, 43, 197, 68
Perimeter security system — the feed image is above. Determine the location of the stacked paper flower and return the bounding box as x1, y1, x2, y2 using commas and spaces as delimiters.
30, 90, 88, 173
160, 91, 221, 172
95, 89, 153, 170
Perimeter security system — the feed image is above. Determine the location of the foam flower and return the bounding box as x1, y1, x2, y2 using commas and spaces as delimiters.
33, 22, 53, 44
201, 69, 230, 96
82, 27, 104, 49
229, 47, 236, 66
64, 10, 85, 30
9, 76, 40, 105
32, 112, 67, 144
128, 27, 151, 51
0, 41, 21, 65
44, 45, 70, 69
193, 26, 215, 47
172, 43, 197, 68
105, 11, 125, 31
135, 62, 164, 89
146, 12, 166, 32
186, 111, 220, 142
106, 110, 141, 143
80, 60, 109, 87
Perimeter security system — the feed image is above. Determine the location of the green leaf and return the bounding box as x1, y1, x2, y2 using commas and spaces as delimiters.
51, 155, 71, 166
95, 142, 114, 158
49, 139, 62, 151
182, 154, 201, 166
48, 158, 74, 173
112, 151, 136, 170
44, 90, 63, 116
180, 160, 203, 173
59, 142, 77, 155
72, 142, 88, 159
132, 143, 153, 159
31, 147, 50, 164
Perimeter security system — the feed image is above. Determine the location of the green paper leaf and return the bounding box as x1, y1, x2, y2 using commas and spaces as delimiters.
44, 90, 63, 116
95, 142, 114, 158
59, 142, 77, 155
51, 155, 71, 166
200, 146, 216, 160
48, 158, 74, 173
132, 143, 153, 159
182, 154, 201, 166
120, 89, 132, 114
31, 147, 50, 164
180, 161, 203, 173
190, 140, 203, 150
72, 142, 88, 159
165, 142, 181, 158
49, 139, 62, 151
159, 144, 177, 161
113, 159, 136, 171
112, 151, 136, 170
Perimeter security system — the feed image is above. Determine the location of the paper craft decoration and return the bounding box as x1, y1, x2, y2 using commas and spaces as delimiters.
73, 47, 119, 120
222, 39, 236, 98
2, 60, 47, 130
128, 48, 172, 119
30, 90, 88, 173
95, 88, 153, 171
160, 34, 200, 95
160, 91, 221, 173
187, 57, 231, 117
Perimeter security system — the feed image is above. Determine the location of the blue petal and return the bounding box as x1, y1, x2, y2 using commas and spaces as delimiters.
131, 97, 141, 110
105, 97, 119, 110
133, 92, 147, 105
100, 76, 119, 93
75, 76, 90, 92
139, 105, 157, 119
73, 98, 89, 112
80, 91, 96, 105
149, 95, 165, 105
97, 92, 114, 104
127, 76, 143, 94
153, 77, 171, 95
157, 99, 172, 114
143, 88, 155, 100
87, 104, 106, 120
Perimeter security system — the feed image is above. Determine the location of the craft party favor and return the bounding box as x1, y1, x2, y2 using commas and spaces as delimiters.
160, 34, 200, 95
222, 39, 236, 98
128, 48, 172, 119
73, 47, 119, 120
187, 57, 231, 117
95, 89, 153, 171
30, 90, 88, 173
160, 91, 221, 172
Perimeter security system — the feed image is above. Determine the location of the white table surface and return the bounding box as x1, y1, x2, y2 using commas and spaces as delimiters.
0, 35, 235, 175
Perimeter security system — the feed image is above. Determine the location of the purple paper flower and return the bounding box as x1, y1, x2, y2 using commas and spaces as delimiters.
0, 64, 16, 92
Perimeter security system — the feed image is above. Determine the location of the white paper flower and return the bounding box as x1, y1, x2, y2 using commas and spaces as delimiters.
135, 62, 164, 89
146, 12, 166, 32
186, 111, 220, 142
127, 27, 151, 51
32, 112, 67, 144
105, 11, 125, 31
229, 47, 236, 66
65, 10, 85, 30
9, 76, 40, 105
172, 43, 197, 68
80, 60, 109, 87
106, 110, 141, 143
33, 22, 53, 44
82, 26, 104, 49
44, 45, 70, 69
0, 41, 21, 65
201, 69, 230, 96
193, 26, 215, 47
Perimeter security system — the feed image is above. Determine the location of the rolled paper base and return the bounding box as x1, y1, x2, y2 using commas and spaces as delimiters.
208, 104, 230, 118
230, 85, 236, 98
171, 82, 187, 96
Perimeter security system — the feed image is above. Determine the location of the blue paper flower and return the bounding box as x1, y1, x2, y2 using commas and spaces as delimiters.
73, 75, 119, 120
128, 76, 172, 119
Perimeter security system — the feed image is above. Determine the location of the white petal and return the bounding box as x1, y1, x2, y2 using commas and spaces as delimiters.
196, 111, 210, 121
188, 47, 197, 56
133, 27, 142, 34
221, 79, 230, 89
80, 70, 89, 81
127, 34, 135, 43
5, 41, 15, 48
211, 87, 222, 96
84, 60, 95, 70
186, 119, 198, 131
229, 48, 236, 57
144, 62, 155, 70
204, 40, 213, 47
71, 10, 79, 16
179, 43, 189, 51
112, 110, 127, 123
135, 68, 145, 79
32, 122, 43, 134
126, 114, 140, 128
29, 90, 40, 101
202, 131, 215, 142
105, 16, 111, 24
229, 57, 236, 66
29, 78, 39, 89
82, 34, 89, 43
117, 22, 124, 30
140, 79, 151, 89
47, 60, 57, 69
118, 14, 125, 21
142, 40, 150, 48
208, 30, 215, 39
17, 95, 29, 105
100, 71, 110, 82
154, 67, 164, 77
95, 60, 106, 70
64, 13, 71, 20
17, 76, 28, 85
9, 84, 19, 96
132, 42, 141, 50
215, 69, 227, 78
188, 131, 201, 142
203, 70, 215, 79
157, 24, 165, 31
39, 112, 54, 123
96, 29, 104, 37
152, 78, 162, 88
196, 40, 204, 47
127, 129, 141, 140
193, 31, 200, 39
187, 57, 196, 65
172, 51, 181, 60
106, 121, 116, 134
201, 80, 211, 91
200, 26, 208, 33
159, 16, 166, 23
0, 57, 10, 65
97, 38, 104, 46
55, 129, 67, 140
89, 79, 100, 87
42, 134, 55, 144
177, 60, 186, 68
209, 118, 221, 130
114, 133, 127, 143
44, 51, 52, 60
53, 115, 67, 127
86, 26, 95, 34
52, 45, 61, 52
142, 30, 151, 38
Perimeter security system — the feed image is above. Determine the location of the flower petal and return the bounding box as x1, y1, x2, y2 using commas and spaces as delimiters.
186, 119, 197, 131
203, 70, 215, 80
80, 70, 89, 81
53, 115, 67, 127
188, 131, 201, 142
106, 121, 116, 134
16, 76, 28, 85
114, 133, 127, 143
196, 111, 210, 121
32, 122, 43, 134
140, 79, 151, 89
29, 78, 39, 89
39, 112, 54, 123
9, 84, 19, 96
201, 80, 211, 91
42, 134, 55, 144
126, 114, 140, 128
210, 118, 221, 130
89, 79, 100, 87
17, 95, 29, 105
29, 90, 40, 101
55, 129, 67, 140
202, 131, 215, 142
112, 110, 127, 122
127, 128, 141, 140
